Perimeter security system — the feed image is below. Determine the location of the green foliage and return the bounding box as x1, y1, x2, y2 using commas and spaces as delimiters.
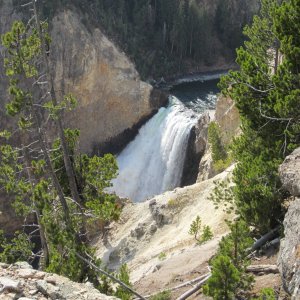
150, 290, 172, 300
36, 0, 257, 79
208, 178, 235, 214
251, 288, 276, 300
0, 15, 121, 293
219, 0, 300, 233
203, 255, 241, 300
208, 122, 227, 162
158, 252, 167, 261
208, 122, 232, 172
44, 94, 77, 120
189, 215, 202, 242
189, 216, 213, 244
201, 225, 214, 243
114, 264, 132, 300
217, 220, 253, 270
0, 231, 34, 264
204, 220, 254, 299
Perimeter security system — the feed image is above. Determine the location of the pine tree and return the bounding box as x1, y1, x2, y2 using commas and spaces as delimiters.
203, 220, 253, 299
218, 0, 300, 232
0, 1, 121, 286
203, 255, 241, 300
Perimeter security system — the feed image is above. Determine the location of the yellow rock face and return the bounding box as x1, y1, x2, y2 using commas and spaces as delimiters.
50, 10, 162, 153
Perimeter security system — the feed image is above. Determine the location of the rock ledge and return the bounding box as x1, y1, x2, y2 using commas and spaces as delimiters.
0, 262, 118, 300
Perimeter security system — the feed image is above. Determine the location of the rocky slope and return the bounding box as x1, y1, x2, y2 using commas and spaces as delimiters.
278, 147, 300, 299
95, 166, 235, 298
0, 262, 118, 300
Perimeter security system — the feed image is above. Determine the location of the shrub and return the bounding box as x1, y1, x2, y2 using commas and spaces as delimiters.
251, 288, 276, 300
0, 231, 34, 264
208, 122, 227, 162
203, 255, 241, 299
201, 225, 213, 243
150, 290, 171, 300
189, 216, 214, 244
189, 216, 202, 243
158, 252, 167, 261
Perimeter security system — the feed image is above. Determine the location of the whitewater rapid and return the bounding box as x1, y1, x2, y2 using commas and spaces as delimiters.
112, 96, 197, 202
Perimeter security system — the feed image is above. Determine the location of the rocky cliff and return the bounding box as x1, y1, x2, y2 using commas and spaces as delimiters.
197, 96, 241, 182
0, 1, 167, 155
278, 147, 300, 299
50, 10, 167, 154
95, 166, 235, 296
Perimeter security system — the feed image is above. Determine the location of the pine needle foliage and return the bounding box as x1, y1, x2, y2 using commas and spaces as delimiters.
0, 3, 124, 295
219, 0, 300, 233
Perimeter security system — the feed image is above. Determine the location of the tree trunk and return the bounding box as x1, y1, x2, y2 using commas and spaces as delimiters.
32, 0, 82, 212
251, 226, 280, 251
22, 143, 50, 267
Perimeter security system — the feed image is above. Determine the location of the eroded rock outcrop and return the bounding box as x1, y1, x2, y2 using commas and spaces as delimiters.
0, 3, 167, 156
197, 96, 240, 182
181, 112, 210, 186
0, 262, 119, 300
278, 147, 300, 299
214, 95, 241, 145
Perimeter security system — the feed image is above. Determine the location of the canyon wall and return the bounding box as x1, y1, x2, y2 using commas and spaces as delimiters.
50, 10, 167, 154
0, 1, 167, 155
197, 96, 241, 182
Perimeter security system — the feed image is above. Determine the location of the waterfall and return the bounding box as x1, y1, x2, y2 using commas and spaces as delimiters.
112, 96, 197, 202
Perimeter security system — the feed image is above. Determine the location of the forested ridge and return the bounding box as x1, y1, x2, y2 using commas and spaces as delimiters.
16, 0, 259, 79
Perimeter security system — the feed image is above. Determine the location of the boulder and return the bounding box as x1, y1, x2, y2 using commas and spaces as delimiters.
278, 147, 300, 299
279, 147, 300, 197
0, 263, 119, 300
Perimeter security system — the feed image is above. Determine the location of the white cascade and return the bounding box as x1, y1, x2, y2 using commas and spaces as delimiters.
112, 96, 197, 202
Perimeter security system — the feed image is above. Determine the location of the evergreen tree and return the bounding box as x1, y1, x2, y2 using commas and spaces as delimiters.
204, 220, 253, 299
219, 0, 300, 232
0, 1, 121, 289
203, 255, 241, 300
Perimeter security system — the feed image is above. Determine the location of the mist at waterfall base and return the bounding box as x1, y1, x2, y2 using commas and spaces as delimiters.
112, 79, 219, 202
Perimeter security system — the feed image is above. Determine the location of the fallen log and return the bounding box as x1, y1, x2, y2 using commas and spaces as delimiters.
251, 226, 280, 251
141, 273, 211, 299
176, 274, 211, 300
246, 264, 279, 274
170, 272, 211, 292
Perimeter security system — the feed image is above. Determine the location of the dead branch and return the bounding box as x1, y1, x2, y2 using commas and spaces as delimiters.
142, 273, 211, 299
175, 274, 211, 300
75, 252, 147, 300
251, 226, 280, 251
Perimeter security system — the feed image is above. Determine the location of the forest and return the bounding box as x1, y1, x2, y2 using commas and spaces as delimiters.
32, 0, 259, 78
